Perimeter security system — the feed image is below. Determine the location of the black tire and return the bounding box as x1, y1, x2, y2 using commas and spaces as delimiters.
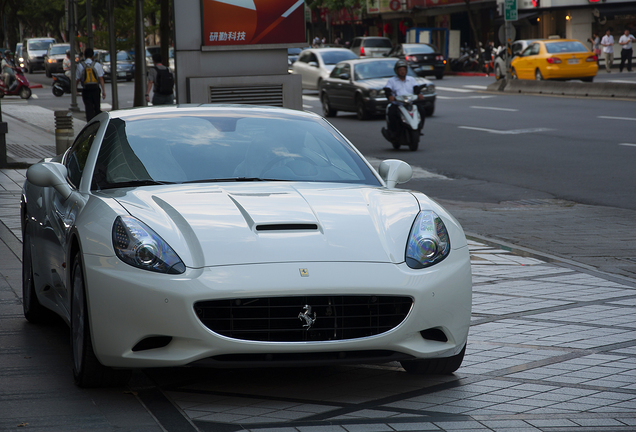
407, 129, 419, 151
22, 231, 55, 324
321, 93, 337, 117
70, 253, 131, 388
435, 73, 443, 80
511, 67, 518, 79
52, 86, 64, 97
495, 64, 503, 80
582, 77, 594, 83
19, 87, 32, 99
401, 344, 466, 375
355, 96, 369, 120
45, 68, 51, 78
425, 105, 435, 117
535, 69, 543, 81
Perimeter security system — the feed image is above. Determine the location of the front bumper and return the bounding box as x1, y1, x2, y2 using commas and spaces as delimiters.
411, 63, 445, 77
85, 246, 471, 369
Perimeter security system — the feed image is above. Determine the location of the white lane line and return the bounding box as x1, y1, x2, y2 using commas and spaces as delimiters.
598, 116, 636, 121
31, 94, 39, 99
463, 85, 488, 90
470, 106, 518, 112
303, 95, 320, 101
303, 104, 313, 109
438, 95, 495, 100
435, 86, 474, 93
619, 143, 636, 147
608, 80, 636, 84
459, 126, 551, 135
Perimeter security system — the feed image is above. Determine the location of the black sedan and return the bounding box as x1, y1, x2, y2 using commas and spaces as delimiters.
44, 43, 70, 77
319, 58, 436, 120
387, 43, 446, 80
94, 50, 134, 81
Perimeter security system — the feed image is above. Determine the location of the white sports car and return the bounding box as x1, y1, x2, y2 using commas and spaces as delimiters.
21, 105, 472, 388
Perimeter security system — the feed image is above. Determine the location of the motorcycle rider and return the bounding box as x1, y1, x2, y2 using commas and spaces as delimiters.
1, 50, 16, 90
63, 50, 72, 78
381, 59, 425, 141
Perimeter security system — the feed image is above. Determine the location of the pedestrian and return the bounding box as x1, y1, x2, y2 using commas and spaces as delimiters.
76, 48, 106, 121
63, 50, 71, 78
618, 28, 635, 72
588, 32, 601, 65
600, 29, 615, 73
145, 53, 174, 105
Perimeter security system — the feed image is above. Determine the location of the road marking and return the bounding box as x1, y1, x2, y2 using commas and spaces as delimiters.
598, 116, 636, 121
31, 94, 39, 99
608, 80, 636, 84
470, 106, 518, 112
303, 95, 320, 101
619, 143, 636, 147
463, 85, 488, 90
459, 126, 551, 134
435, 86, 474, 93
303, 104, 313, 109
437, 95, 495, 100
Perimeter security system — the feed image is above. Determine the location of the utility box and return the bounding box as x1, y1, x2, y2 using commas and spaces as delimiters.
173, 1, 305, 110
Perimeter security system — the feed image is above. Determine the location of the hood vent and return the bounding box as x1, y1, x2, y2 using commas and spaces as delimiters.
256, 223, 318, 232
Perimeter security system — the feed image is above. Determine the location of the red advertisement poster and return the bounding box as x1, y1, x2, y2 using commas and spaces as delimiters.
202, 0, 306, 47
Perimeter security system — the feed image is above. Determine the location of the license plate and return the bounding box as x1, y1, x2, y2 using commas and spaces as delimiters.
118, 72, 126, 77
568, 59, 579, 64
423, 65, 434, 70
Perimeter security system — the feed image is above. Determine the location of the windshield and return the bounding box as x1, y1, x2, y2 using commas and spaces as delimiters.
404, 44, 436, 54
354, 60, 417, 80
321, 50, 358, 65
92, 111, 380, 190
363, 39, 392, 48
49, 45, 69, 55
104, 51, 133, 62
545, 41, 588, 54
28, 40, 54, 51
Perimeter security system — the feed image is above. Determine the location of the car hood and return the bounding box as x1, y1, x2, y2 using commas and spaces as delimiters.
112, 183, 421, 268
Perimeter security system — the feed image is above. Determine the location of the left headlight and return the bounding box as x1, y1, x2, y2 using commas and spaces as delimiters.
422, 84, 436, 95
405, 211, 451, 269
112, 216, 186, 274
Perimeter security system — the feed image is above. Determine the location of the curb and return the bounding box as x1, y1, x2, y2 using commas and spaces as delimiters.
487, 78, 636, 99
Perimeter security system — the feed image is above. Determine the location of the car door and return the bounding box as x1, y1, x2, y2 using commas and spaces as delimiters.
51, 122, 100, 313
338, 63, 357, 110
293, 51, 312, 88
515, 44, 538, 79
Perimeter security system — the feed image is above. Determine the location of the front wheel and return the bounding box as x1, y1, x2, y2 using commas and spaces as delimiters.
401, 344, 466, 375
19, 87, 32, 99
52, 85, 64, 97
407, 129, 419, 151
71, 253, 131, 388
321, 93, 337, 117
425, 105, 435, 117
355, 96, 369, 120
435, 73, 443, 80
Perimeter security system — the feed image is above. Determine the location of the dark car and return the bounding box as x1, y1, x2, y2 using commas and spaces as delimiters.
319, 58, 436, 120
95, 50, 134, 81
44, 43, 70, 77
387, 43, 446, 80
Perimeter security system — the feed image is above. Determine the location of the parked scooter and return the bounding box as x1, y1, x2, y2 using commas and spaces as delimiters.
0, 67, 32, 99
381, 86, 424, 151
51, 73, 78, 97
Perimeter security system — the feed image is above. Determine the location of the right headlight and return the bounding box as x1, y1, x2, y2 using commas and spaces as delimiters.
405, 211, 451, 269
112, 216, 185, 274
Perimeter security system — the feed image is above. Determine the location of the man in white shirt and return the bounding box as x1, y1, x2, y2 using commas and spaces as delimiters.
600, 29, 615, 73
618, 29, 635, 72
76, 48, 106, 121
382, 60, 425, 140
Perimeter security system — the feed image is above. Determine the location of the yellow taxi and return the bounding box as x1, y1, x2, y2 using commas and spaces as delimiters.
511, 39, 598, 82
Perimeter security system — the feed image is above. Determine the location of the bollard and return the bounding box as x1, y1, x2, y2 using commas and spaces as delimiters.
54, 110, 74, 155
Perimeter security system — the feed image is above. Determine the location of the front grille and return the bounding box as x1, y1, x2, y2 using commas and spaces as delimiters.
194, 295, 413, 342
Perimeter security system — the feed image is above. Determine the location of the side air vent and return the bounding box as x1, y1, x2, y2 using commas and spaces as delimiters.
209, 85, 284, 106
256, 224, 318, 232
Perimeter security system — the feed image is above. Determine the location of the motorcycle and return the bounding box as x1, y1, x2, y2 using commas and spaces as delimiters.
381, 86, 424, 152
0, 67, 32, 99
51, 73, 77, 97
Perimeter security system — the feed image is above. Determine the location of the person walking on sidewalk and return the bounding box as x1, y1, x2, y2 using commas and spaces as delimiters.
76, 48, 106, 121
618, 29, 635, 72
600, 29, 615, 73
145, 53, 174, 105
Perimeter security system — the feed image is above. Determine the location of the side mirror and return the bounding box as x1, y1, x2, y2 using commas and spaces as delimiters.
338, 73, 350, 80
308, 61, 319, 68
378, 159, 412, 189
27, 162, 72, 200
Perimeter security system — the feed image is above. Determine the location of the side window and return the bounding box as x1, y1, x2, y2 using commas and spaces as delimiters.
65, 122, 101, 189
531, 44, 541, 55
341, 64, 351, 78
308, 53, 318, 64
298, 52, 309, 63
330, 64, 343, 78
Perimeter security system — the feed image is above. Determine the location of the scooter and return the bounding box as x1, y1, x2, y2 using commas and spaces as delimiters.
51, 73, 76, 97
381, 86, 424, 152
0, 67, 32, 99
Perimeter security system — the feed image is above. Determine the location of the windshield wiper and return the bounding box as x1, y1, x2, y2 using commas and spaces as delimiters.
183, 177, 285, 183
100, 179, 176, 189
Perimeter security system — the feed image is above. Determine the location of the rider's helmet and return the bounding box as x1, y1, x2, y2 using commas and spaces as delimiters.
394, 59, 408, 74
4, 50, 12, 58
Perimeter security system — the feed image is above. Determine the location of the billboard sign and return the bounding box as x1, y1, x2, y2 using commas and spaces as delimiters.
202, 0, 305, 47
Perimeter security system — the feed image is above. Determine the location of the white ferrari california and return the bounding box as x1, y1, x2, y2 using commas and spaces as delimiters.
21, 105, 472, 387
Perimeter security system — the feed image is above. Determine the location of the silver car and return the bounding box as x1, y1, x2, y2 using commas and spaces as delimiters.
292, 48, 358, 90
350, 37, 393, 58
